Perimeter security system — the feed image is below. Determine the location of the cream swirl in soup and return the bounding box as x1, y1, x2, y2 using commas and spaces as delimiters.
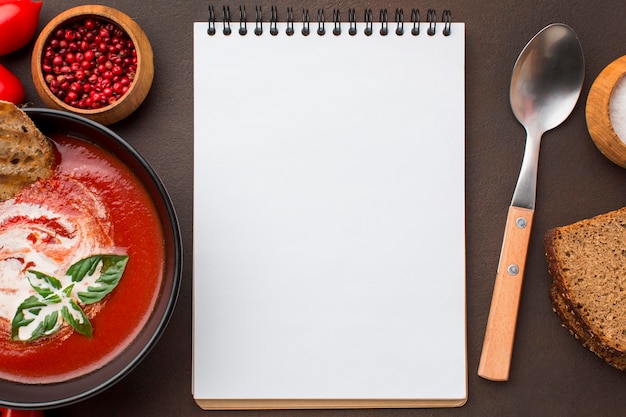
0, 176, 117, 330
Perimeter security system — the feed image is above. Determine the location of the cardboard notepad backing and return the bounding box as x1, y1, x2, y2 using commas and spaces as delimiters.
192, 11, 466, 409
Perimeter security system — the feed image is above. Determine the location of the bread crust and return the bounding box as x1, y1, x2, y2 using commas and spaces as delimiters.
545, 210, 626, 371
549, 284, 626, 370
0, 101, 55, 201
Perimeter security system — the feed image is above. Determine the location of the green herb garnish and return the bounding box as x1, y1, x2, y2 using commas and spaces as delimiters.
11, 254, 129, 342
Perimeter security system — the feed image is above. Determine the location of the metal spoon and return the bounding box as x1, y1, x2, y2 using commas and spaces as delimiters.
478, 23, 584, 381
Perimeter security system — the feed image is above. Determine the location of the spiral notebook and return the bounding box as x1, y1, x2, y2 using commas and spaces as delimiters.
193, 6, 466, 410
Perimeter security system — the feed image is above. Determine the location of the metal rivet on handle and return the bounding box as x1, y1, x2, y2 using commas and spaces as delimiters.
515, 217, 527, 229
507, 264, 519, 276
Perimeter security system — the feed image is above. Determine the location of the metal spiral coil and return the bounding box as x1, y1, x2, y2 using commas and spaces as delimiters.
411, 8, 420, 35
239, 5, 247, 35
317, 9, 325, 36
302, 8, 310, 36
442, 9, 452, 36
364, 8, 373, 36
286, 7, 294, 36
270, 6, 279, 35
333, 9, 341, 36
206, 5, 453, 37
254, 6, 263, 35
427, 9, 436, 36
348, 8, 357, 36
379, 9, 388, 36
207, 5, 216, 35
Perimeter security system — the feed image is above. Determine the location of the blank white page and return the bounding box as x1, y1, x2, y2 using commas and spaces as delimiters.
193, 17, 466, 409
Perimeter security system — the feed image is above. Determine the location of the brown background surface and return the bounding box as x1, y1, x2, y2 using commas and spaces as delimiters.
3, 0, 626, 415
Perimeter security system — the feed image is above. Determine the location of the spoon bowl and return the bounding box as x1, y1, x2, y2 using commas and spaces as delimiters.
479, 23, 584, 382
510, 24, 585, 139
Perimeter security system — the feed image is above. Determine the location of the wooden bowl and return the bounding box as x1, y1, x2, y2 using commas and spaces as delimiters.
586, 55, 626, 168
31, 5, 154, 125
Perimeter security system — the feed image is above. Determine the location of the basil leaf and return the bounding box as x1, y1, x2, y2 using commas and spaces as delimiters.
61, 300, 93, 338
11, 296, 62, 341
11, 254, 129, 342
11, 296, 46, 340
63, 283, 75, 297
66, 255, 101, 282
67, 254, 128, 283
28, 310, 61, 341
75, 255, 129, 305
27, 270, 63, 298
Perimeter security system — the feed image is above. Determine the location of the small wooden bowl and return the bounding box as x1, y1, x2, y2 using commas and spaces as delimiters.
31, 5, 154, 125
586, 55, 626, 167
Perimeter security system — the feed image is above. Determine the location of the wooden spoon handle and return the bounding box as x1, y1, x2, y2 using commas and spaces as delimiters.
478, 205, 534, 381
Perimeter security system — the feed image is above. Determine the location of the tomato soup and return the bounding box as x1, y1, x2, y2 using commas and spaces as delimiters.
0, 134, 164, 383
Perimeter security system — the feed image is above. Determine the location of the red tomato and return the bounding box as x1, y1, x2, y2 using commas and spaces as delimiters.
0, 63, 25, 104
0, 0, 42, 55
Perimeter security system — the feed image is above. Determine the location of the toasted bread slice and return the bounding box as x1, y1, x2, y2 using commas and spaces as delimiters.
0, 101, 55, 201
545, 207, 626, 370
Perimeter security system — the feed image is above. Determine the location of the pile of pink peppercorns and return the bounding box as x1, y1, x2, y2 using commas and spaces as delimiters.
41, 18, 137, 109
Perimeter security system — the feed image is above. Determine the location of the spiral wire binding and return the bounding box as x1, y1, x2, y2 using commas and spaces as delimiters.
442, 9, 452, 36
411, 9, 420, 35
302, 8, 310, 36
333, 9, 341, 36
364, 8, 373, 36
206, 6, 453, 37
270, 6, 279, 35
222, 6, 232, 35
207, 5, 216, 35
255, 6, 263, 35
379, 9, 388, 36
317, 9, 325, 35
348, 8, 357, 36
239, 5, 247, 35
395, 9, 404, 35
426, 9, 436, 35
286, 7, 294, 36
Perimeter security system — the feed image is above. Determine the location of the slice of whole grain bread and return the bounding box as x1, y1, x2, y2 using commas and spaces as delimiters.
549, 283, 626, 370
0, 100, 54, 201
545, 207, 626, 370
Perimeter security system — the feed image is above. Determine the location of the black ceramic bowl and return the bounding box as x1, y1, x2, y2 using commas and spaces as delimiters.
0, 108, 182, 409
